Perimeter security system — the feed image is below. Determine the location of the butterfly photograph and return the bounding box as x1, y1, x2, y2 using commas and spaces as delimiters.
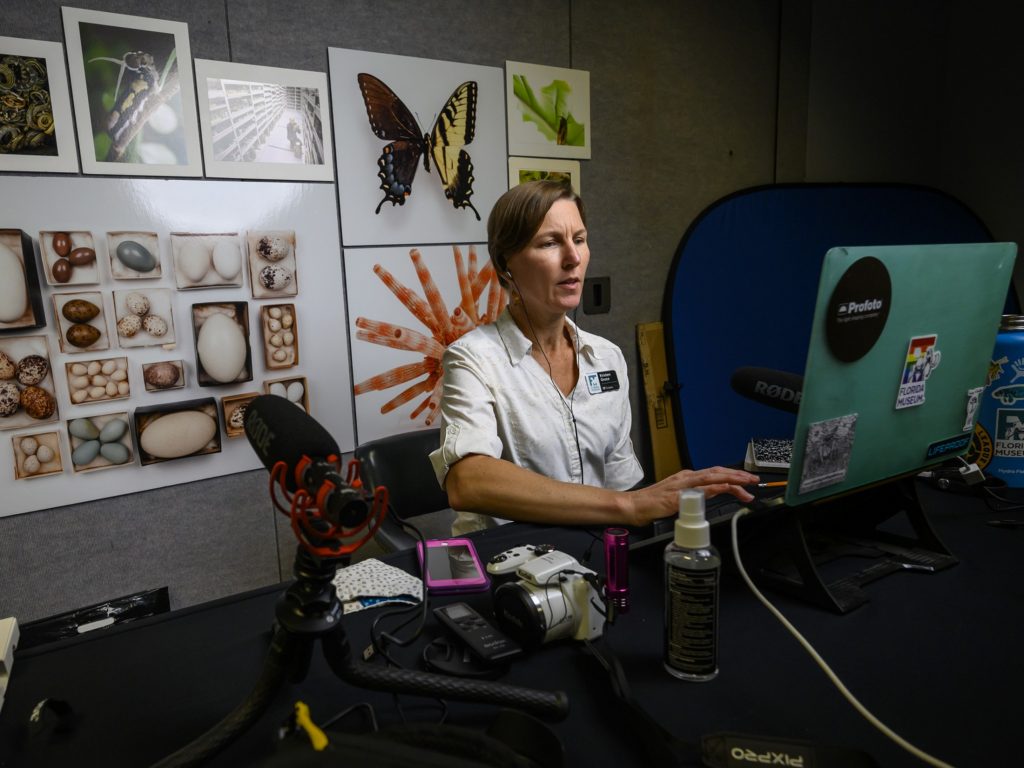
357, 73, 479, 219
329, 48, 505, 247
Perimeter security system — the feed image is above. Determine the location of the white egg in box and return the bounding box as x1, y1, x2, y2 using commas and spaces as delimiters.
197, 313, 247, 383
0, 242, 28, 323
140, 410, 218, 459
177, 240, 211, 283
212, 239, 242, 281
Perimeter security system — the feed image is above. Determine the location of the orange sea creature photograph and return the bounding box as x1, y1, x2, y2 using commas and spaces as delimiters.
347, 243, 505, 443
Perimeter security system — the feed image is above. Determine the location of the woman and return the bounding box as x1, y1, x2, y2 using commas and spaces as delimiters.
429, 181, 756, 534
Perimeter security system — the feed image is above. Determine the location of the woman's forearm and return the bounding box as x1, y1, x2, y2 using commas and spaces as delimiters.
444, 454, 758, 528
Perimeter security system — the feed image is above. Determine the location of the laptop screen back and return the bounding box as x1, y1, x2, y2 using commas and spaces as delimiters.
785, 242, 1016, 507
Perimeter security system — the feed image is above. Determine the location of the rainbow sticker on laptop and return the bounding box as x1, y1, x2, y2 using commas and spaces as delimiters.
895, 335, 941, 410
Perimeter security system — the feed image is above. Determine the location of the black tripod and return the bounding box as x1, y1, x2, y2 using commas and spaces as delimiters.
152, 545, 569, 767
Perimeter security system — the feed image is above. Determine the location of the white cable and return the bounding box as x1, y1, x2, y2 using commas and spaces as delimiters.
729, 508, 955, 768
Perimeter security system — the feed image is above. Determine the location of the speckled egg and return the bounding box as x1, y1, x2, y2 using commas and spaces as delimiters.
20, 436, 38, 455
0, 381, 20, 416
22, 455, 41, 474
143, 315, 168, 337
125, 293, 150, 316
257, 235, 291, 262
228, 402, 249, 429
62, 299, 100, 323
117, 315, 142, 337
197, 313, 247, 383
0, 351, 15, 380
21, 386, 56, 419
66, 323, 101, 348
0, 242, 28, 322
143, 361, 180, 389
212, 240, 241, 280
259, 265, 292, 291
35, 444, 54, 463
177, 240, 210, 283
16, 355, 49, 386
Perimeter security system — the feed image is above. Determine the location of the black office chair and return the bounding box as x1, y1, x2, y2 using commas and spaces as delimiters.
353, 428, 450, 552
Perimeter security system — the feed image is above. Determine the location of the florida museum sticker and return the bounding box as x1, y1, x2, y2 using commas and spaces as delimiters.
895, 335, 941, 410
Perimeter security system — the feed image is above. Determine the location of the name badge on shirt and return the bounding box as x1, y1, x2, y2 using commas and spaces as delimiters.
585, 370, 620, 394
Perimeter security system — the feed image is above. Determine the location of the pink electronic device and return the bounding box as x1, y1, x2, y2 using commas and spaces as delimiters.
416, 538, 490, 594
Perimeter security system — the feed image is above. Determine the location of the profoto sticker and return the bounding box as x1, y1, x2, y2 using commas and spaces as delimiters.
894, 335, 941, 410
825, 255, 892, 362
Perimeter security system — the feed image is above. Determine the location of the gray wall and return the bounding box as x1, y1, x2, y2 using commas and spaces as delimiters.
2, 0, 1020, 623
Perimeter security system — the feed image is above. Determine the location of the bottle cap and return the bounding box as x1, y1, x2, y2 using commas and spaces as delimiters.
675, 490, 710, 548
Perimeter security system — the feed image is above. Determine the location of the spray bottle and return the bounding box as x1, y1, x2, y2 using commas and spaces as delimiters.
664, 489, 720, 681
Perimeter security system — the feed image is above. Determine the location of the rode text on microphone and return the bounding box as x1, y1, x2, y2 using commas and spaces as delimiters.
730, 366, 804, 414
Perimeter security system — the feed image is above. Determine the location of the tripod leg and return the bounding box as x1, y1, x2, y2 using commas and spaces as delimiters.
320, 625, 569, 720
150, 625, 299, 768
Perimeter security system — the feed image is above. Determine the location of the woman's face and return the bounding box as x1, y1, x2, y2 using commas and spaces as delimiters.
506, 198, 589, 320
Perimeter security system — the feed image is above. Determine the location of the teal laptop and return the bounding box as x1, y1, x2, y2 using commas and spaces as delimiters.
785, 242, 1017, 507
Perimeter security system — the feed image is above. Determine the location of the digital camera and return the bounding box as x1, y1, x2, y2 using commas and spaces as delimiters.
491, 549, 604, 648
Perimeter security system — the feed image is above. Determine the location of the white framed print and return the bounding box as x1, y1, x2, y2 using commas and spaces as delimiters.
195, 59, 334, 182
62, 7, 203, 177
329, 47, 507, 247
507, 157, 581, 194
505, 61, 590, 160
0, 36, 79, 173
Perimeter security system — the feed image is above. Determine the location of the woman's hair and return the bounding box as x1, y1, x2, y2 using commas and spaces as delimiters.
487, 180, 586, 285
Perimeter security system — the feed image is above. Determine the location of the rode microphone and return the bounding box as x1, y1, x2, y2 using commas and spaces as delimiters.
245, 395, 369, 531
730, 367, 804, 414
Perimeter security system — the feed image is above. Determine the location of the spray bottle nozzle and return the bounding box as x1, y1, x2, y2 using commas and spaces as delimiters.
675, 490, 710, 548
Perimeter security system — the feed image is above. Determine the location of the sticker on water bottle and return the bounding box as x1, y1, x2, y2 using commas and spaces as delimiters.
995, 408, 1024, 457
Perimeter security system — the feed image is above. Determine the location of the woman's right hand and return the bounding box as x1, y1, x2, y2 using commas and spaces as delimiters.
625, 466, 759, 526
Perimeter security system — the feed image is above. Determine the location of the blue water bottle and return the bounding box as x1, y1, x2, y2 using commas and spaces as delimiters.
969, 315, 1024, 486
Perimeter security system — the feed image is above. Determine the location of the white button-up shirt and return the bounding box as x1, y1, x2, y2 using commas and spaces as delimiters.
429, 308, 644, 533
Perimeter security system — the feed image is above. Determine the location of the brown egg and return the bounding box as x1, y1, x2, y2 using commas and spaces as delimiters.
68, 247, 96, 267
20, 385, 56, 419
52, 232, 72, 257
66, 323, 101, 348
143, 361, 181, 389
52, 257, 72, 283
62, 298, 100, 323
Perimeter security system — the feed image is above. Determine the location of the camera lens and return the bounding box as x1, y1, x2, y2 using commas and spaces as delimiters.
493, 582, 547, 648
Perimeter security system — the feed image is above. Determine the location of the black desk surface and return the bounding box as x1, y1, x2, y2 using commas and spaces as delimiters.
1, 483, 1021, 767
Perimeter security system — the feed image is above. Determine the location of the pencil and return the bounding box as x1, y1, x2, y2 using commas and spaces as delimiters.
756, 481, 788, 488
